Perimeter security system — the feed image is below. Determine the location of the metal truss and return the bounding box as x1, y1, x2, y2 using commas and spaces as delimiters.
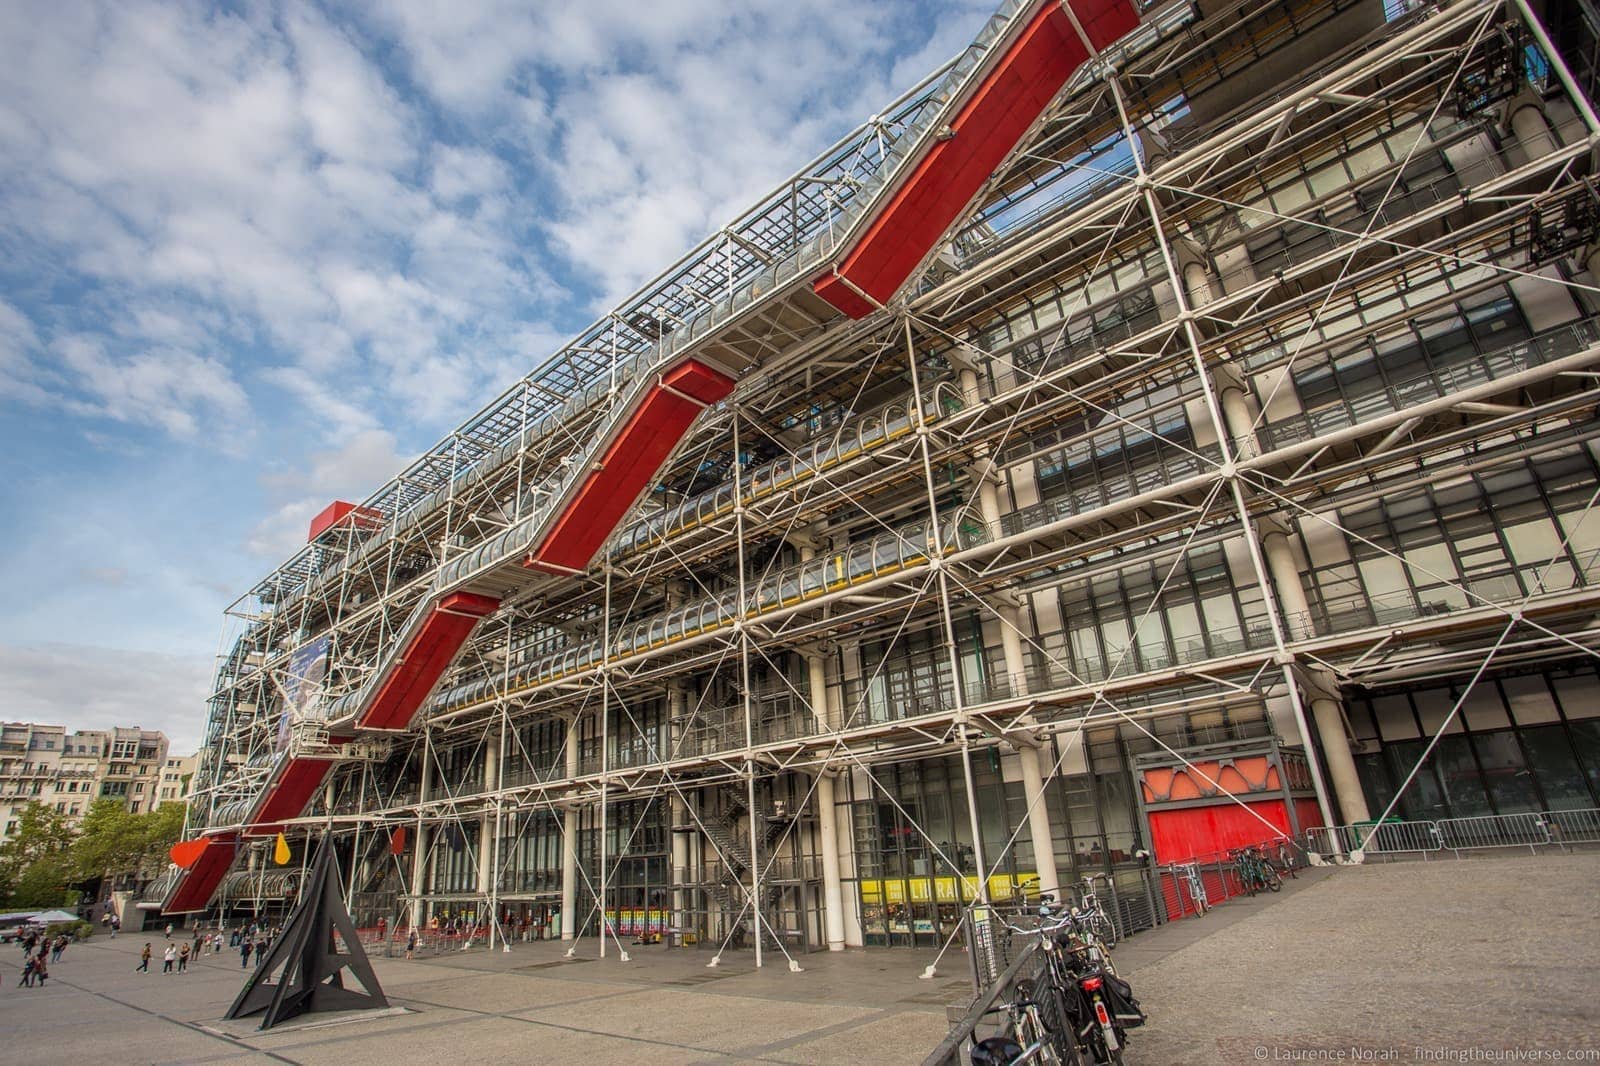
183, 0, 1600, 975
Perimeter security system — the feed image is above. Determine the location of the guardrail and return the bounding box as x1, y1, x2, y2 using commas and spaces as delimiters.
1305, 807, 1600, 860
1156, 835, 1309, 919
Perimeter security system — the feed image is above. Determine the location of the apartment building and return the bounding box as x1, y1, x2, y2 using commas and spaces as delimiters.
0, 723, 170, 840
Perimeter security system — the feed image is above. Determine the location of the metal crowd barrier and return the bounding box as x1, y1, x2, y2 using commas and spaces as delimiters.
1305, 807, 1600, 860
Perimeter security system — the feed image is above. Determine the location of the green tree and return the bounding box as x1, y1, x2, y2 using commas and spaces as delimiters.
140, 802, 187, 872
69, 798, 145, 881
69, 799, 190, 883
0, 803, 78, 908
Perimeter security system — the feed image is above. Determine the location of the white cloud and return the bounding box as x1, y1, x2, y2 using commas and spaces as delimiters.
49, 334, 250, 441
248, 427, 412, 558
0, 642, 213, 754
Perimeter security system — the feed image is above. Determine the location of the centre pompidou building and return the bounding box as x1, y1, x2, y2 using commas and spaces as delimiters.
154, 0, 1600, 960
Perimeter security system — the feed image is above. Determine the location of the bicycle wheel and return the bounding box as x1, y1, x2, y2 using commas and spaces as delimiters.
1030, 976, 1085, 1065
1265, 865, 1283, 892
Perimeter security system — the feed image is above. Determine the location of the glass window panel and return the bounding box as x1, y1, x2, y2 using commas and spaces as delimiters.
1384, 740, 1446, 819
1551, 673, 1600, 722
1374, 696, 1420, 741
1569, 720, 1600, 801
1434, 734, 1492, 817
1460, 684, 1511, 731
1499, 677, 1558, 726
1471, 731, 1540, 814
1414, 689, 1464, 735
1518, 726, 1593, 809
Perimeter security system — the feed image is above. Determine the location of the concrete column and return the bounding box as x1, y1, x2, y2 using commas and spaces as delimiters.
477, 733, 500, 898
561, 713, 580, 941
1310, 692, 1371, 826
952, 377, 1061, 897
804, 646, 848, 953
1260, 527, 1314, 642
796, 537, 849, 953
668, 683, 690, 936
1015, 743, 1060, 897
408, 745, 433, 930
1260, 525, 1370, 823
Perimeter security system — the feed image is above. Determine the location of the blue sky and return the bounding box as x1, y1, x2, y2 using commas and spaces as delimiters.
0, 0, 996, 752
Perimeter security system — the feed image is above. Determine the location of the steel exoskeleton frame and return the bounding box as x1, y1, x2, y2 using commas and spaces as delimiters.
176, 0, 1600, 974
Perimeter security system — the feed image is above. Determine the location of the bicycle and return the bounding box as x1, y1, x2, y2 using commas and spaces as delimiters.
1231, 845, 1282, 895
1075, 874, 1118, 950
971, 892, 1144, 1064
1176, 862, 1208, 915
1270, 838, 1299, 880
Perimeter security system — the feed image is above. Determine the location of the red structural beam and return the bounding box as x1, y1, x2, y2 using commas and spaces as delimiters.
163, 833, 239, 913
357, 591, 501, 731
244, 755, 341, 837
529, 358, 735, 574
813, 0, 1138, 318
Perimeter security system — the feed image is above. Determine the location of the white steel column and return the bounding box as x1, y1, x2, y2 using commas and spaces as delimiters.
561, 712, 580, 941
668, 680, 690, 940
408, 738, 432, 931
1306, 668, 1371, 826
478, 731, 500, 949
800, 543, 847, 953
960, 363, 1060, 898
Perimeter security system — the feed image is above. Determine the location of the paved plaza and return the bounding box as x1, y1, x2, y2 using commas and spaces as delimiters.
2, 854, 1596, 1064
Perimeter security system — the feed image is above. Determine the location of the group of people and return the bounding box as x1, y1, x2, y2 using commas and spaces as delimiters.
135, 920, 280, 975
16, 931, 70, 989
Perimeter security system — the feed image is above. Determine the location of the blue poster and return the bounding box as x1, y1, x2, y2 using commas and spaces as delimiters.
278, 636, 330, 750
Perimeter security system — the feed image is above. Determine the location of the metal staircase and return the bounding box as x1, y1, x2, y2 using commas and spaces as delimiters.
688, 784, 804, 950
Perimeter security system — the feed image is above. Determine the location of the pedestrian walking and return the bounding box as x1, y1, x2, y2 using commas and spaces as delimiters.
240, 938, 253, 969
137, 943, 151, 973
19, 955, 36, 988
162, 944, 176, 974
50, 935, 66, 963
110, 914, 120, 939
164, 923, 173, 940
405, 931, 417, 960
177, 943, 190, 974
31, 954, 48, 987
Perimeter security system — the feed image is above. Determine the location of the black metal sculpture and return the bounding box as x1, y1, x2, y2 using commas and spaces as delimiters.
224, 836, 389, 1030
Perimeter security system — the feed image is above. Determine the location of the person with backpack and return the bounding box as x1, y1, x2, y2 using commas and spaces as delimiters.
137, 943, 151, 973
30, 953, 48, 987
18, 954, 36, 988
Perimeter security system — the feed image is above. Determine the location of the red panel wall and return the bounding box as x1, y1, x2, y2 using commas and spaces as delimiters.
1294, 797, 1326, 836
164, 833, 238, 913
246, 756, 338, 836
1147, 799, 1295, 865
813, 0, 1139, 318
358, 591, 500, 732
531, 359, 734, 573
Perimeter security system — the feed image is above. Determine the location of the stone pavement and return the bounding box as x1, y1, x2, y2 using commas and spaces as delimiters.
1, 853, 1595, 1064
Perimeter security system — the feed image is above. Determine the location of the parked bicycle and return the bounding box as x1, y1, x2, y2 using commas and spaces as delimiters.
1175, 862, 1208, 915
1074, 874, 1118, 950
1231, 845, 1283, 895
967, 892, 1146, 1064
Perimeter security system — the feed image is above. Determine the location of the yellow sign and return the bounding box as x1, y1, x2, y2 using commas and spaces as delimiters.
857, 873, 1030, 904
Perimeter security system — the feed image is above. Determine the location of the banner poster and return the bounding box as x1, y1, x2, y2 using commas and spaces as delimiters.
278, 635, 330, 751
603, 908, 669, 936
